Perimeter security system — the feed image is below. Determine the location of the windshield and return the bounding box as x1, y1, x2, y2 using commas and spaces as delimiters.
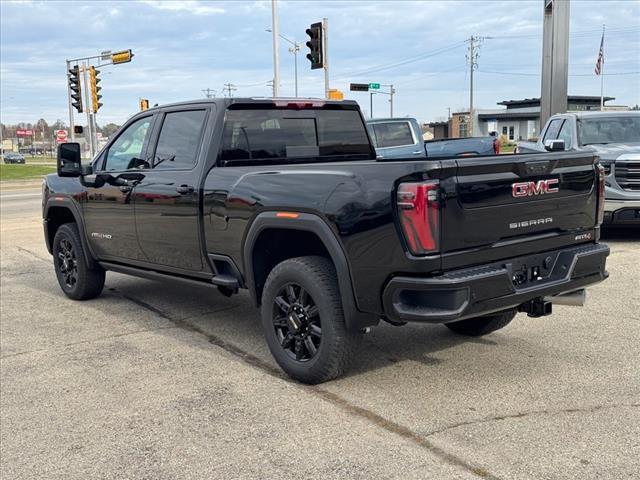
578, 116, 640, 145
219, 106, 374, 165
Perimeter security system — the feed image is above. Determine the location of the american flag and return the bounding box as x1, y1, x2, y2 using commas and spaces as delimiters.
595, 31, 604, 75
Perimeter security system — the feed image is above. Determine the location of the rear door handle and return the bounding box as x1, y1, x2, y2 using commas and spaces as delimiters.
412, 150, 423, 155
176, 185, 194, 194
119, 185, 132, 193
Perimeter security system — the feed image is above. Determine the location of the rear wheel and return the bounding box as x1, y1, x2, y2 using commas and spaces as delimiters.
445, 309, 517, 337
53, 223, 105, 300
261, 256, 361, 384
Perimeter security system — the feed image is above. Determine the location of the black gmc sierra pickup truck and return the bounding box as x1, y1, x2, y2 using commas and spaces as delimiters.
44, 98, 609, 383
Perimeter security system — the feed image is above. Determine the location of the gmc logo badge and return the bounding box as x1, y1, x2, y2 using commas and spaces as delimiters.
512, 179, 559, 197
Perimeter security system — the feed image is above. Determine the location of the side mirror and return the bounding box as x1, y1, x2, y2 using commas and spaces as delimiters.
57, 142, 83, 177
544, 139, 565, 152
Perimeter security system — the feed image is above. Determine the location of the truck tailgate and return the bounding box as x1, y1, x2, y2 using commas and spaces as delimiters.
441, 152, 598, 254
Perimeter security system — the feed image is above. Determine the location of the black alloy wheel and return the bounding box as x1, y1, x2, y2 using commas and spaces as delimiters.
57, 237, 78, 289
52, 223, 105, 300
273, 283, 322, 362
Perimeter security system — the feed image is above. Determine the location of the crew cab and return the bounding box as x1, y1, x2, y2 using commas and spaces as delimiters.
517, 111, 640, 225
366, 117, 499, 160
44, 98, 609, 383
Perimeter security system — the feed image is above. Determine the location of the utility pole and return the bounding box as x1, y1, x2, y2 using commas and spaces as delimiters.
323, 18, 329, 99
202, 88, 216, 99
224, 83, 237, 98
370, 92, 374, 119
271, 0, 280, 97
389, 84, 395, 117
467, 35, 478, 137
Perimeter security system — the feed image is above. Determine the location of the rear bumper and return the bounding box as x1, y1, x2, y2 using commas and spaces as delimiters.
382, 243, 609, 324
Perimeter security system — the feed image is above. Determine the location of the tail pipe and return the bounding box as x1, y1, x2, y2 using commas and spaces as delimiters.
544, 289, 587, 307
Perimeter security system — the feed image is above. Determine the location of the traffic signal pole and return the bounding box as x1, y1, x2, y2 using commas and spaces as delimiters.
81, 63, 95, 157
323, 18, 329, 99
66, 60, 76, 142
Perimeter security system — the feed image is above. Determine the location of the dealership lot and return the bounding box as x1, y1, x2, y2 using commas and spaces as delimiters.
1, 186, 638, 480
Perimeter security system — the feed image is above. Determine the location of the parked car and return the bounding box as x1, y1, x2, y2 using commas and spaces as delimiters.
516, 111, 640, 225
44, 98, 609, 383
366, 117, 499, 160
2, 152, 26, 164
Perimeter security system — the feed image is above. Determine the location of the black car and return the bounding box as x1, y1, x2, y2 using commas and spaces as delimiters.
3, 152, 26, 164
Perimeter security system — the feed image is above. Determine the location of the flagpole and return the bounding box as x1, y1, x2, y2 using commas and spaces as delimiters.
600, 24, 605, 111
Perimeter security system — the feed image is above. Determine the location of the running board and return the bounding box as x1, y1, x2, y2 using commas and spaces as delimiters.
99, 262, 216, 289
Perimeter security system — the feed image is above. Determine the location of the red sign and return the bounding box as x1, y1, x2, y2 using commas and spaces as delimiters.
55, 130, 68, 143
16, 129, 33, 137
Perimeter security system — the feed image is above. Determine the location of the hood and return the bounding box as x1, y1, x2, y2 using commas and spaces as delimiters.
586, 142, 640, 161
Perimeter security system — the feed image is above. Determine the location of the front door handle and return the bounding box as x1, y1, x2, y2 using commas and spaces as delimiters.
176, 184, 194, 194
412, 150, 423, 155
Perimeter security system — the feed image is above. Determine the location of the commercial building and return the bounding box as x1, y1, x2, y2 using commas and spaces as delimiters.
429, 95, 618, 141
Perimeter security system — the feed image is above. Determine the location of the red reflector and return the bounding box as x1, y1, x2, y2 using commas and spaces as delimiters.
596, 163, 605, 225
397, 181, 439, 255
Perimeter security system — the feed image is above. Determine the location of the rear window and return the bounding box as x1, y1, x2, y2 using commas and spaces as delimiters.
219, 107, 373, 165
370, 122, 414, 148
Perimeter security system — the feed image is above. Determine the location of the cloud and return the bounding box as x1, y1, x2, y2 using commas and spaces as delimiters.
140, 0, 225, 15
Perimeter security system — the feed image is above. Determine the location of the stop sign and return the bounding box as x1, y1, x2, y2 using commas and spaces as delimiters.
55, 130, 68, 143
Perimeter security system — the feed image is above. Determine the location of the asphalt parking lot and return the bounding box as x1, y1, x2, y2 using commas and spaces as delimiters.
1, 184, 639, 480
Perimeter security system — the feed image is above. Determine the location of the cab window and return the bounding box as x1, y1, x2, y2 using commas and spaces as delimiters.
152, 110, 207, 169
104, 117, 152, 171
556, 120, 572, 149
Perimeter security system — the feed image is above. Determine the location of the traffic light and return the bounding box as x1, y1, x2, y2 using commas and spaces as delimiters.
140, 98, 149, 111
111, 49, 133, 65
68, 65, 83, 113
305, 22, 324, 70
89, 66, 103, 112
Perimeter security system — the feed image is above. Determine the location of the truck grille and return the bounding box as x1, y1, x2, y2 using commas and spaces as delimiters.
615, 160, 640, 191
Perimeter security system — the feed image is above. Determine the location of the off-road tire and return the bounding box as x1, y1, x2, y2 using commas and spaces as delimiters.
53, 223, 105, 300
261, 256, 361, 384
444, 309, 517, 337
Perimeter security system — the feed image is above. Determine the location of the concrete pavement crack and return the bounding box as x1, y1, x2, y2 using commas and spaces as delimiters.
15, 246, 51, 263
115, 291, 500, 480
422, 403, 640, 438
0, 326, 180, 360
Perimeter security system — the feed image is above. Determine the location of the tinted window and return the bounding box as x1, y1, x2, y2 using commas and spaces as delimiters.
543, 119, 563, 142
153, 110, 207, 169
578, 116, 640, 145
556, 119, 572, 148
219, 107, 373, 165
104, 117, 152, 171
372, 122, 414, 148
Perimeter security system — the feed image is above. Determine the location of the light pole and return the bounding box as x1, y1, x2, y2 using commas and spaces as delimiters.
271, 0, 280, 97
266, 29, 301, 97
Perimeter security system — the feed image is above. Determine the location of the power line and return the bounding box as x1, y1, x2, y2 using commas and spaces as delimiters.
478, 69, 640, 77
333, 41, 467, 80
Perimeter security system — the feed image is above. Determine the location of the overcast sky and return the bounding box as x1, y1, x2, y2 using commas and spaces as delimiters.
1, 0, 639, 126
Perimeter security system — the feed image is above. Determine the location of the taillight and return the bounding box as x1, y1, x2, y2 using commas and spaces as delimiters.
397, 181, 439, 255
493, 138, 500, 155
596, 163, 605, 225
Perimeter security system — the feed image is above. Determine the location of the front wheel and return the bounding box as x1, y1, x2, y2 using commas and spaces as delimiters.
53, 223, 105, 300
444, 309, 517, 337
261, 256, 361, 384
